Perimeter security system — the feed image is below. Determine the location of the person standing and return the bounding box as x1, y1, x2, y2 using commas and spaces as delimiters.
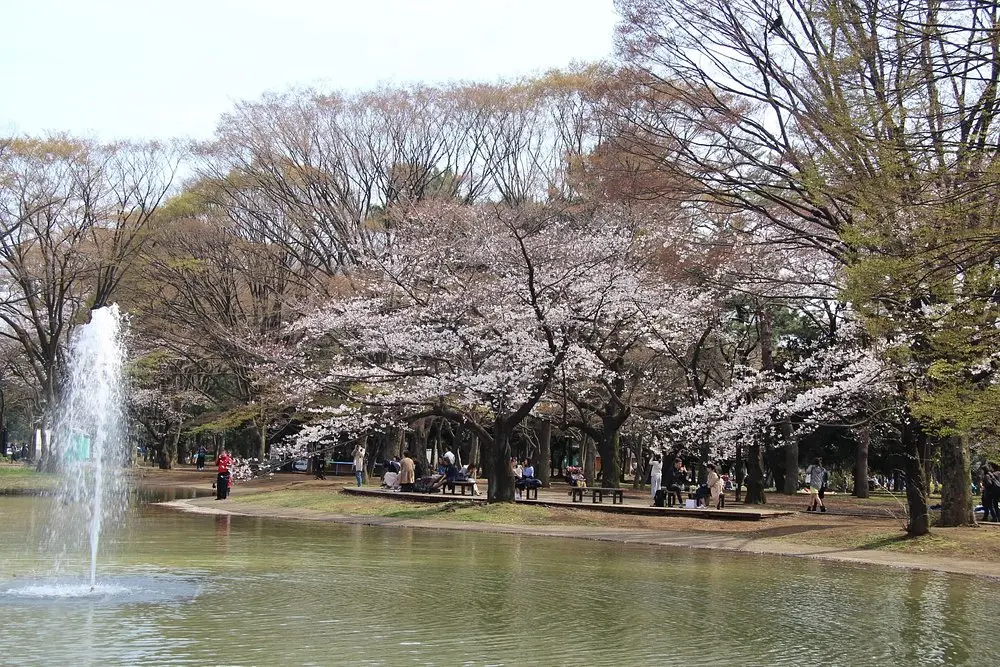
313, 453, 326, 480
805, 457, 827, 512
216, 449, 233, 500
988, 463, 1000, 522
399, 450, 415, 492
352, 442, 366, 487
981, 462, 1000, 522
196, 445, 206, 472
649, 454, 663, 505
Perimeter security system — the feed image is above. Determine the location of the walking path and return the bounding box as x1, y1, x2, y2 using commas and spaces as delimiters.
160, 495, 1000, 581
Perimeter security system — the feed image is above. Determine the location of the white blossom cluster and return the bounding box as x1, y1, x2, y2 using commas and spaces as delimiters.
191, 199, 902, 472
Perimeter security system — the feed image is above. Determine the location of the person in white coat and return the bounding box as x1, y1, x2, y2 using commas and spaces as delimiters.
706, 463, 724, 509
352, 443, 366, 487
649, 453, 663, 505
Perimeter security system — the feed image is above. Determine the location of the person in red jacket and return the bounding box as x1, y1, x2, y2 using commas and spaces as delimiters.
216, 449, 233, 500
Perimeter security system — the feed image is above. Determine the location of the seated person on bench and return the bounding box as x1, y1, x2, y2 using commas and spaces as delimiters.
694, 483, 710, 507
664, 456, 688, 506
707, 463, 724, 509
516, 459, 542, 496
461, 464, 481, 496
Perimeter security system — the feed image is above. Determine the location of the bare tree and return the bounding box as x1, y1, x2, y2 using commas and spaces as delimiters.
614, 0, 1000, 532
0, 138, 178, 446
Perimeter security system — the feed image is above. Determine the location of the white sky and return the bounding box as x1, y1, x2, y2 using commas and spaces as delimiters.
2, 0, 618, 141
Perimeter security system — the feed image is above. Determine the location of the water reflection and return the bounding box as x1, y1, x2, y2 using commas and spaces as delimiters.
0, 495, 996, 666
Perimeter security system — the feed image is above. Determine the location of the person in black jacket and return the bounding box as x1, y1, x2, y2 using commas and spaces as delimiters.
981, 462, 999, 522
663, 456, 688, 507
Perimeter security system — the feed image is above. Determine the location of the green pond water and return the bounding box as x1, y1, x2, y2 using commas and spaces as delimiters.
0, 494, 997, 666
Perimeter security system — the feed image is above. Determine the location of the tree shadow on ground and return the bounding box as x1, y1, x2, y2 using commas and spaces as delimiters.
851, 534, 917, 551
750, 524, 840, 539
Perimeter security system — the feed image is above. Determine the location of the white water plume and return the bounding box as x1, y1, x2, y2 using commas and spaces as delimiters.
48, 305, 129, 587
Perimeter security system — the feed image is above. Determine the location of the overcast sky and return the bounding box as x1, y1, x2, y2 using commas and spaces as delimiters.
2, 0, 618, 141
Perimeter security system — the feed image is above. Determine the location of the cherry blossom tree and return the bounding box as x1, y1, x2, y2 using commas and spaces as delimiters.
291, 202, 675, 501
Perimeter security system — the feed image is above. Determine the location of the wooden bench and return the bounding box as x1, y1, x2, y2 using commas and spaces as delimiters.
570, 487, 624, 504
659, 489, 725, 508
517, 485, 539, 500
442, 480, 478, 496
516, 479, 541, 500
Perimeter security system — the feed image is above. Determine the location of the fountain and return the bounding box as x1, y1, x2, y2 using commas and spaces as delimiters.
1, 304, 202, 608
48, 304, 129, 588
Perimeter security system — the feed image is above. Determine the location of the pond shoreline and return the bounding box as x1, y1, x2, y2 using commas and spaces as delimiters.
161, 494, 1000, 582
6, 463, 995, 580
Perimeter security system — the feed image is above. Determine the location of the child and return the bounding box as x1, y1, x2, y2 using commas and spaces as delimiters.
805, 458, 827, 512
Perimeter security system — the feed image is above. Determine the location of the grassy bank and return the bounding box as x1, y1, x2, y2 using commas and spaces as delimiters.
767, 522, 1000, 562
0, 463, 57, 492
223, 480, 1000, 565
230, 486, 610, 526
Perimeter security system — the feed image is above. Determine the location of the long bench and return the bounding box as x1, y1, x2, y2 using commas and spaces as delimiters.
570, 487, 624, 504
442, 480, 478, 496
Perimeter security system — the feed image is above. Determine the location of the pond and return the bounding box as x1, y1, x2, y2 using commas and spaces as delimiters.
0, 495, 996, 666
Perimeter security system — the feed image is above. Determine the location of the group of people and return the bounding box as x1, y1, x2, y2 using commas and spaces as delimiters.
380, 449, 481, 496
6, 443, 30, 462
648, 454, 725, 509
511, 457, 541, 499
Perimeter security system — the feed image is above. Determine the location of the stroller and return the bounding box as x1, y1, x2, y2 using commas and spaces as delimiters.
564, 466, 586, 487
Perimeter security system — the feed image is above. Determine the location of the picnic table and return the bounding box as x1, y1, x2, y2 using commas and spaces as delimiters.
569, 487, 624, 504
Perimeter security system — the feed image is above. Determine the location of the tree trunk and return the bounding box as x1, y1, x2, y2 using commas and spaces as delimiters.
734, 441, 744, 503
468, 433, 480, 468
358, 434, 371, 478
487, 423, 515, 503
171, 426, 183, 467
582, 435, 596, 486
430, 419, 440, 468
903, 419, 930, 536
37, 421, 59, 473
938, 434, 974, 526
256, 423, 267, 462
414, 420, 430, 469
538, 421, 551, 488
596, 417, 622, 489
156, 439, 171, 469
854, 426, 870, 498
632, 435, 645, 490
751, 304, 773, 505
744, 442, 766, 504
782, 421, 798, 495
388, 427, 403, 458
